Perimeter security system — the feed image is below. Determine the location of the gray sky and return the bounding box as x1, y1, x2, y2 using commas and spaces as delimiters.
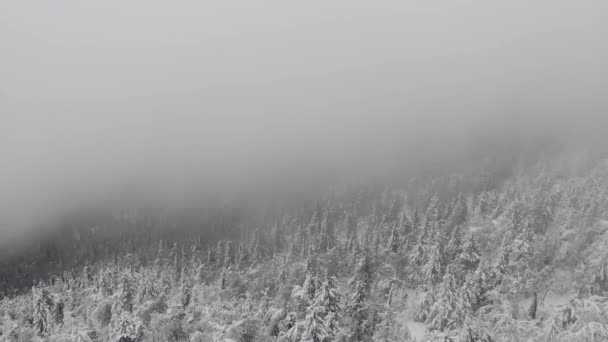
1, 0, 608, 241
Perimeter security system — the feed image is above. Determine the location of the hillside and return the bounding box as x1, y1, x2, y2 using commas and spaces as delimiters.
2, 157, 608, 341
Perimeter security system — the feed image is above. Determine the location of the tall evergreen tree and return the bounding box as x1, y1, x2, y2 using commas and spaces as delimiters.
428, 266, 466, 332
458, 233, 481, 272
347, 253, 374, 341
421, 243, 443, 286
32, 284, 53, 336
314, 271, 341, 341
387, 224, 400, 253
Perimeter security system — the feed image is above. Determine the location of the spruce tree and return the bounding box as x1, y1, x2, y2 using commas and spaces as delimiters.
314, 272, 341, 340
387, 224, 400, 253
458, 233, 481, 272
428, 266, 465, 332
52, 296, 64, 326
32, 284, 53, 336
445, 225, 463, 263
302, 304, 327, 342
421, 243, 443, 286
120, 273, 134, 313
372, 302, 409, 342
347, 253, 374, 341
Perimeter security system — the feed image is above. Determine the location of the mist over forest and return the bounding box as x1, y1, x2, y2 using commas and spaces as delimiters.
2, 1, 608, 341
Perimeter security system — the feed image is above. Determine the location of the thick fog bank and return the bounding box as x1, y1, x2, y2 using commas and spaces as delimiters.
2, 0, 608, 245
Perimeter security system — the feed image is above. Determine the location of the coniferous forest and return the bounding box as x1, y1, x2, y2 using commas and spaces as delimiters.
4, 2, 608, 341
3, 154, 608, 341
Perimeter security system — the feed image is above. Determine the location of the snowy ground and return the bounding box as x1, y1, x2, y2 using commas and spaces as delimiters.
397, 288, 427, 341
468, 226, 483, 233
542, 292, 570, 309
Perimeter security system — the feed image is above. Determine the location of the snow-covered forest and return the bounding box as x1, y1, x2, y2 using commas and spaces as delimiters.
3, 1, 608, 341
3, 155, 608, 341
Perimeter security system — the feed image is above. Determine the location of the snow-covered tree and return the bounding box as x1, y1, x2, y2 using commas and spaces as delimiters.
372, 303, 410, 342
119, 273, 134, 313
421, 243, 443, 286
444, 225, 463, 263
387, 224, 400, 253
545, 296, 608, 342
347, 253, 374, 341
111, 311, 145, 342
313, 272, 341, 340
458, 233, 481, 272
32, 284, 53, 336
427, 266, 466, 332
302, 304, 327, 342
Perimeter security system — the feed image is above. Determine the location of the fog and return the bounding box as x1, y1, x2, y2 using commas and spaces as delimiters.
2, 0, 608, 243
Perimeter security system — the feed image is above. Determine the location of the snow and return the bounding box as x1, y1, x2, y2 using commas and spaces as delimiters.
396, 310, 426, 341
543, 292, 570, 309
468, 226, 482, 233
407, 321, 427, 341
396, 288, 427, 341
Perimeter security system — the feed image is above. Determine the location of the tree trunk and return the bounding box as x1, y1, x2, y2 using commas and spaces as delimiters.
528, 292, 538, 319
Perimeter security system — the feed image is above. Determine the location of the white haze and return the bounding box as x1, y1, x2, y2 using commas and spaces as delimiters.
1, 0, 608, 242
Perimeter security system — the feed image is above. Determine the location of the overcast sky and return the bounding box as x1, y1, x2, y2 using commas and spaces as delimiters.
1, 0, 608, 241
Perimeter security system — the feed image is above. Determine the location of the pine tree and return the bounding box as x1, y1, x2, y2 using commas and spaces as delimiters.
52, 296, 64, 326
251, 230, 266, 263
173, 245, 183, 286
448, 193, 468, 227
421, 243, 443, 286
278, 260, 289, 284
219, 267, 228, 290
137, 269, 159, 303
196, 262, 206, 284
120, 273, 134, 313
408, 218, 429, 282
189, 244, 199, 271
387, 224, 400, 253
302, 270, 317, 303
180, 278, 192, 308
308, 204, 324, 250
372, 302, 409, 342
112, 311, 145, 342
32, 284, 53, 336
157, 240, 166, 263
458, 233, 481, 272
494, 231, 513, 285
99, 267, 117, 296
314, 272, 341, 340
459, 315, 492, 342
237, 242, 250, 267
319, 210, 336, 252
460, 262, 494, 313
382, 197, 402, 224
347, 253, 374, 341
590, 251, 608, 295
284, 317, 302, 342
296, 224, 309, 257
445, 225, 463, 262
302, 304, 327, 342
411, 207, 420, 232
207, 246, 216, 266
509, 221, 534, 275
346, 214, 357, 242
428, 266, 466, 332
528, 292, 538, 320
426, 195, 440, 224
223, 240, 233, 268
83, 264, 93, 288
415, 287, 436, 323
399, 211, 412, 250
